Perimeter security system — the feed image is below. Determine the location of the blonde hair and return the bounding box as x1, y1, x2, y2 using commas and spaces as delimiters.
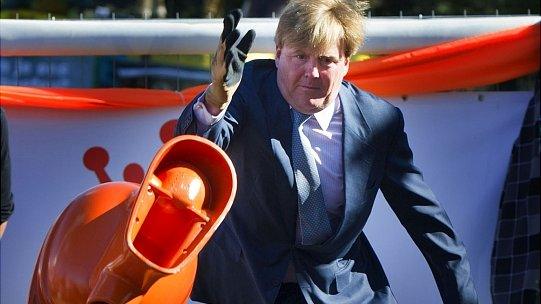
275, 0, 369, 58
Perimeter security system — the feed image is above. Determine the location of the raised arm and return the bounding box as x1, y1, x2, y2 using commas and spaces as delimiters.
175, 9, 255, 150
205, 9, 256, 115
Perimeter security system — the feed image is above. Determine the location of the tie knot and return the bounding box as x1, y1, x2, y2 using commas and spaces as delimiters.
292, 110, 311, 128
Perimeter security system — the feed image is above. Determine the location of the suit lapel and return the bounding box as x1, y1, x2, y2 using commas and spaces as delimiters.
261, 70, 293, 157
338, 84, 376, 234
260, 69, 299, 239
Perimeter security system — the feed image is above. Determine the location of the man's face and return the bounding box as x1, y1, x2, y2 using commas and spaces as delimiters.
275, 43, 350, 114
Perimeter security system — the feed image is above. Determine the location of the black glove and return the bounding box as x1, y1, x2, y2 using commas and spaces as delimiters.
206, 9, 256, 110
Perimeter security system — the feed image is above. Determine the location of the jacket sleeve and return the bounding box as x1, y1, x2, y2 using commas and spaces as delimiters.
174, 91, 244, 151
379, 107, 478, 304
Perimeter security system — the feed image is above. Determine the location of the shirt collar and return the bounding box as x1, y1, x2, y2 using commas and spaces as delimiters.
313, 97, 338, 131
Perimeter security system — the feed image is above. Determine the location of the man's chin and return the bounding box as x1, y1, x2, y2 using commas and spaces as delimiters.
308, 98, 329, 109
297, 100, 326, 114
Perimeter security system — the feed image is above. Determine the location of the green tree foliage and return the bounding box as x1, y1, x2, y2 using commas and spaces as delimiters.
369, 0, 539, 16
2, 0, 539, 19
164, 0, 243, 18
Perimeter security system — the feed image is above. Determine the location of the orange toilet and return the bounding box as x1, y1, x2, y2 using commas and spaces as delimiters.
29, 135, 237, 304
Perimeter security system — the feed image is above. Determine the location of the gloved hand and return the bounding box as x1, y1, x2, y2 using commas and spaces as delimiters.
205, 9, 256, 111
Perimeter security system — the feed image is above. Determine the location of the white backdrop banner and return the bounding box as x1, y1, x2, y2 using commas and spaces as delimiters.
0, 91, 532, 304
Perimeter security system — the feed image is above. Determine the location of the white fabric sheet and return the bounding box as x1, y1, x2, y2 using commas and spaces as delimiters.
0, 91, 532, 304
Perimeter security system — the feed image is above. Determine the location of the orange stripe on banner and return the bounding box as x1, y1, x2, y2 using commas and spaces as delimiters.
0, 86, 206, 110
346, 24, 540, 96
0, 24, 539, 109
177, 84, 207, 104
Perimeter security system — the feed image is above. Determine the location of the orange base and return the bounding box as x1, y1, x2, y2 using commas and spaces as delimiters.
29, 135, 237, 304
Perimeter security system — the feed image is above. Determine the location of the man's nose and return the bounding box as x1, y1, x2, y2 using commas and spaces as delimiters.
304, 60, 320, 78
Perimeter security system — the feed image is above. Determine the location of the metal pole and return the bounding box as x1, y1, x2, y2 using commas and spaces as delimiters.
80, 12, 84, 87
15, 13, 19, 85
48, 56, 51, 87
144, 55, 148, 89
48, 13, 51, 87
176, 54, 180, 91
15, 57, 19, 86
112, 12, 116, 88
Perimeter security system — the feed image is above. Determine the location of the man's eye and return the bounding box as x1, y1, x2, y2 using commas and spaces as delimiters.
320, 57, 337, 65
295, 54, 306, 60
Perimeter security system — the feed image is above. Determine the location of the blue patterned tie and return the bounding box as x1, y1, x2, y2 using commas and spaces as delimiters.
291, 109, 332, 245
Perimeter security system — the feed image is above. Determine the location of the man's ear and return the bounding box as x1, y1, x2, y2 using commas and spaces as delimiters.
342, 57, 350, 77
275, 47, 282, 67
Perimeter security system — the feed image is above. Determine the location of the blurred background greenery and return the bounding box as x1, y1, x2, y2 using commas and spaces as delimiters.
1, 0, 539, 19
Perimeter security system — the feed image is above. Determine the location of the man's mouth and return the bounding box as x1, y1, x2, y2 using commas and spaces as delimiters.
299, 85, 319, 90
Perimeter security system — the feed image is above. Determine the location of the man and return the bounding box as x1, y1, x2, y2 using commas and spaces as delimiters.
175, 1, 478, 303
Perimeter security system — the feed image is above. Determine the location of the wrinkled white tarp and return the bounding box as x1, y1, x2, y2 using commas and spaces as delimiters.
1, 16, 539, 56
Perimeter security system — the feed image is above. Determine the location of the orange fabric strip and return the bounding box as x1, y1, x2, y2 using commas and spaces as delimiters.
346, 23, 540, 96
0, 86, 193, 110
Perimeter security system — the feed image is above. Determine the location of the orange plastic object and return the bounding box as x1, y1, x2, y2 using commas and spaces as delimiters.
28, 135, 237, 304
133, 164, 210, 268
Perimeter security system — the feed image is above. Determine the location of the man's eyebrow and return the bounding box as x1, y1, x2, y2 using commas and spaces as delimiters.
319, 55, 340, 61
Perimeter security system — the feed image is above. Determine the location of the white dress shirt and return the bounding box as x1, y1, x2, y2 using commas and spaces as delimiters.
299, 98, 344, 223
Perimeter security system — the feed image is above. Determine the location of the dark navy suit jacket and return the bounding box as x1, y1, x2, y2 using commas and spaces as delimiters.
175, 60, 478, 304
